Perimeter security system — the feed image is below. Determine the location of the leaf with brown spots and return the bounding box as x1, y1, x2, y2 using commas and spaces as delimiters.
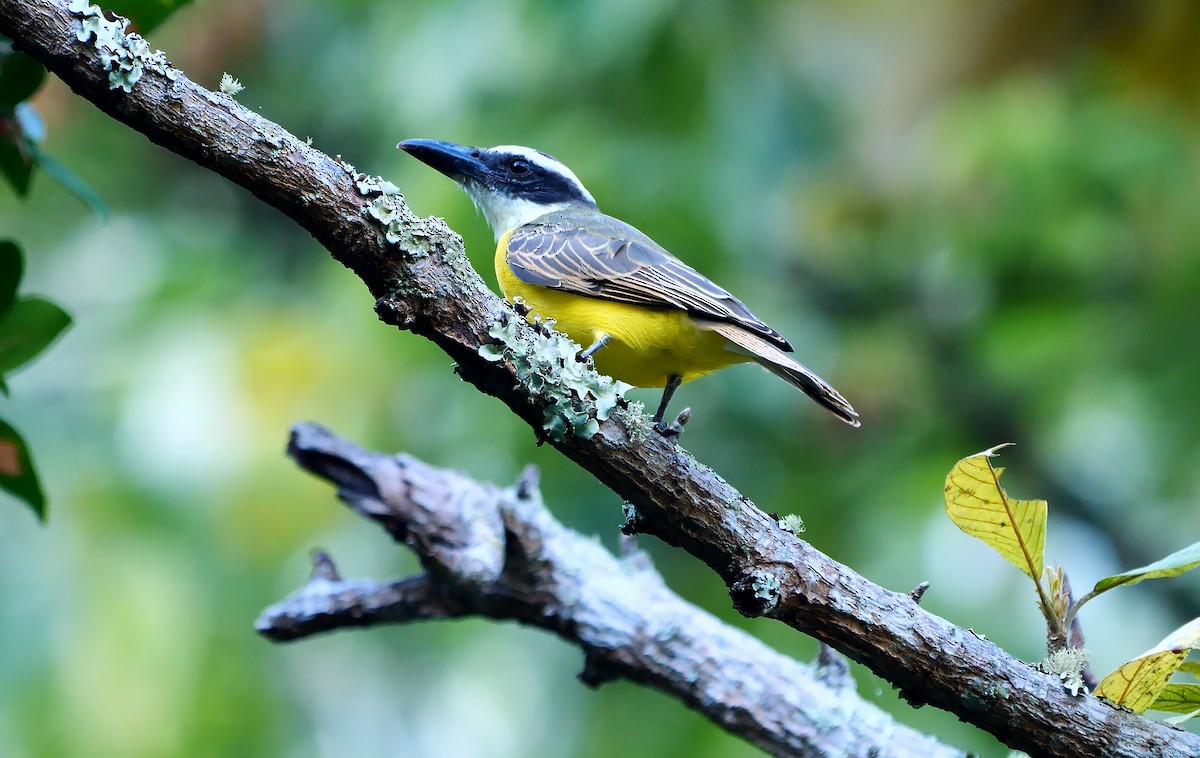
944, 444, 1046, 581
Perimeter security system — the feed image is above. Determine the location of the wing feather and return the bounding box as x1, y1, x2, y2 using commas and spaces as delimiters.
705, 322, 859, 426
507, 212, 792, 350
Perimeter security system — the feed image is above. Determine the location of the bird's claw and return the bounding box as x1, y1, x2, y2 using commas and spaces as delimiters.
654, 407, 691, 440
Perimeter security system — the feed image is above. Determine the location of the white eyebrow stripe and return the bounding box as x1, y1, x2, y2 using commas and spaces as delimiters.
489, 144, 596, 204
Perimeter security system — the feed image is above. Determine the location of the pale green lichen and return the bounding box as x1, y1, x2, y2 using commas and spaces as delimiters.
363, 189, 411, 241
340, 160, 435, 250
1039, 647, 1091, 697
779, 514, 806, 534
752, 572, 781, 602
69, 0, 178, 93
748, 573, 787, 614
219, 73, 244, 96
615, 400, 649, 442
349, 167, 482, 305
479, 312, 632, 441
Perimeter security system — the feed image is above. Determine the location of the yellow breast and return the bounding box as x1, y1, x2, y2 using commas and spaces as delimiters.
494, 231, 748, 388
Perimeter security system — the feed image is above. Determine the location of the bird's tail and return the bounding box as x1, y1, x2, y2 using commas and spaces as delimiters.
705, 323, 861, 427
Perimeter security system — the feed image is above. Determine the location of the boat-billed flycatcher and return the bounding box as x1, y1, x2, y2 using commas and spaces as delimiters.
398, 139, 860, 433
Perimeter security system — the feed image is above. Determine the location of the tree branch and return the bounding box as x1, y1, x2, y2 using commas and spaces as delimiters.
257, 423, 961, 758
259, 570, 469, 640
4, 2, 1194, 754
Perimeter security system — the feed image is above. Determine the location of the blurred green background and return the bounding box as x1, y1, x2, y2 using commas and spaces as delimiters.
3, 0, 1200, 755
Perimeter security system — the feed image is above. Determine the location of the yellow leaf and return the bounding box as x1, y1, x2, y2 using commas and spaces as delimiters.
1096, 618, 1200, 713
944, 444, 1046, 581
1095, 649, 1188, 713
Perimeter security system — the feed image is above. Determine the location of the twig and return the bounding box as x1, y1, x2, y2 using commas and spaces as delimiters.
910, 581, 931, 604
258, 567, 468, 641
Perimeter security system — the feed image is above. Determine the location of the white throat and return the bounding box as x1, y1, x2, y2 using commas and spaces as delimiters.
465, 183, 569, 241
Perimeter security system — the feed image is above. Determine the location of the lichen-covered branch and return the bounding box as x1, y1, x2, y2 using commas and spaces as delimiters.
257, 424, 962, 758
3, 1, 1196, 755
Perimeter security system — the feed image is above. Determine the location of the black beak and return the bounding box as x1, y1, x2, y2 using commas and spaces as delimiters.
397, 139, 489, 183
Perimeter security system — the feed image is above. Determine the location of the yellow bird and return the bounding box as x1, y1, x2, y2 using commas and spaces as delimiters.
399, 139, 859, 434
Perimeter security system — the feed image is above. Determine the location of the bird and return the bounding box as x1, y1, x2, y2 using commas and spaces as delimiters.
398, 139, 859, 435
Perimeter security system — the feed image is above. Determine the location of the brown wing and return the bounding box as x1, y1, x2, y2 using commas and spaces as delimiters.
506, 211, 792, 351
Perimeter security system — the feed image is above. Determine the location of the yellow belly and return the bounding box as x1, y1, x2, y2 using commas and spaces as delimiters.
495, 233, 748, 388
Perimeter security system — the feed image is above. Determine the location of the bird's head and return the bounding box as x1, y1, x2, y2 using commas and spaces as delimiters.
398, 139, 597, 240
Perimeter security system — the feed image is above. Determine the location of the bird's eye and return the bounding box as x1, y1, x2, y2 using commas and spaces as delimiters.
510, 159, 530, 175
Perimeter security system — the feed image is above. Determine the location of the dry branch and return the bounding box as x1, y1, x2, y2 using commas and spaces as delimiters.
3, 1, 1196, 754
257, 424, 960, 758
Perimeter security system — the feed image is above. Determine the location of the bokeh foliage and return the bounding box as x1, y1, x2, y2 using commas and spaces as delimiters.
3, 1, 1200, 755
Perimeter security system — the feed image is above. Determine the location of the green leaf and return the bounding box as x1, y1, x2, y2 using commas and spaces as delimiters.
0, 100, 106, 216
0, 296, 71, 375
0, 128, 34, 196
1179, 661, 1200, 679
0, 50, 47, 109
29, 146, 110, 219
1093, 540, 1200, 594
0, 240, 23, 318
0, 417, 46, 519
106, 0, 195, 33
943, 444, 1046, 580
1148, 683, 1200, 714
0, 103, 44, 198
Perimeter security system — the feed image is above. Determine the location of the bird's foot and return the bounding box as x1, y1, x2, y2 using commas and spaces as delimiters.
577, 335, 611, 366
653, 407, 691, 440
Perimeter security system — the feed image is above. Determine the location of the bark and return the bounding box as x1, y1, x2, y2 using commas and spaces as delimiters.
3, 1, 1195, 755
257, 424, 962, 758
